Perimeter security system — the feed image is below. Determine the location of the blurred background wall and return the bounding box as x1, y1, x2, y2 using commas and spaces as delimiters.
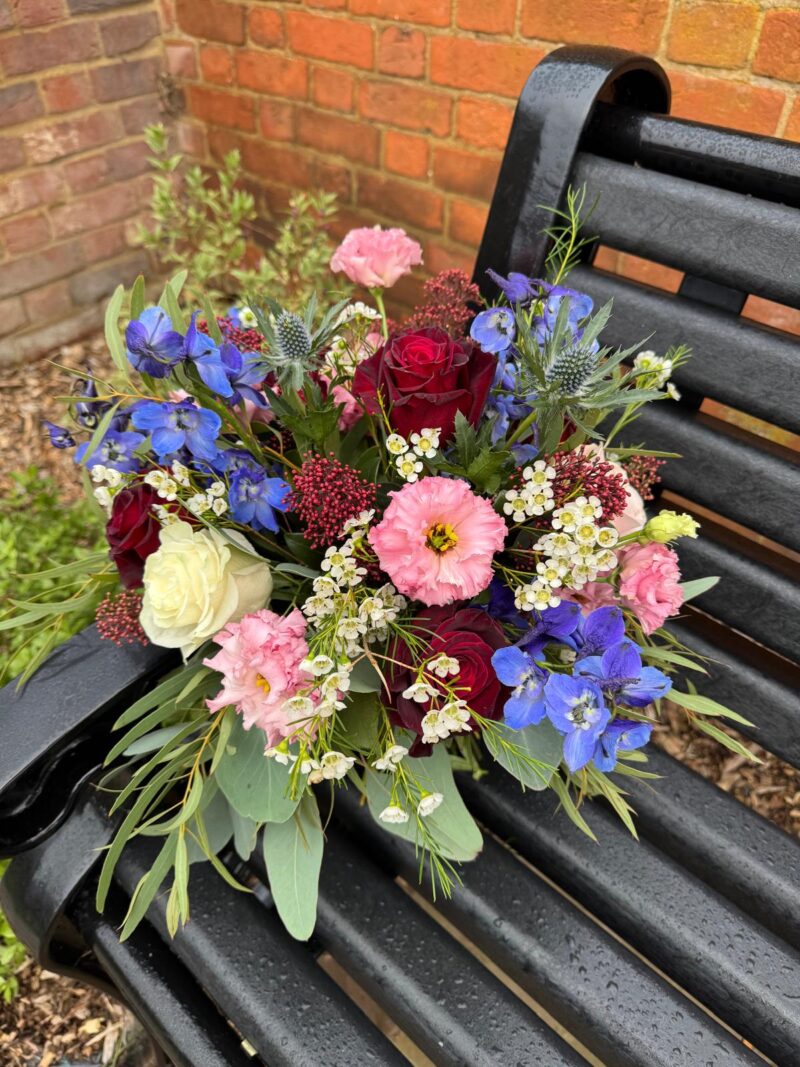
2, 0, 800, 362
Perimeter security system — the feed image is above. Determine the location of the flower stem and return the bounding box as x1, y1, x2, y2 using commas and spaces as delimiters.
372, 288, 389, 341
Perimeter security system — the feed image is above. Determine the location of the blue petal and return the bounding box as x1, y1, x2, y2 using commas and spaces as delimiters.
600, 640, 642, 681
151, 426, 184, 456
491, 645, 530, 687
621, 666, 671, 707
562, 728, 597, 772
197, 357, 235, 398
504, 691, 547, 729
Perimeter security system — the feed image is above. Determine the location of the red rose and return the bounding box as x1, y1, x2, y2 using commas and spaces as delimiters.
387, 606, 508, 756
106, 483, 161, 588
352, 327, 496, 442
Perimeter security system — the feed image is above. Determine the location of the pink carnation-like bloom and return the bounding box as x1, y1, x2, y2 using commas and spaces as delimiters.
330, 226, 423, 289
618, 542, 684, 634
369, 476, 507, 607
204, 608, 315, 746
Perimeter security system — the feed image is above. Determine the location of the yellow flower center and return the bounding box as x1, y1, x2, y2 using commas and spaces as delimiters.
426, 521, 459, 554
256, 674, 271, 695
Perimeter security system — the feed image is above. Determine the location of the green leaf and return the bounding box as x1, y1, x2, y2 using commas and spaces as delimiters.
185, 783, 234, 862
119, 831, 178, 941
263, 793, 324, 940
337, 692, 380, 750
551, 774, 597, 841
348, 658, 383, 694
216, 714, 300, 822
130, 275, 146, 319
466, 447, 511, 494
670, 689, 754, 728
230, 807, 259, 860
274, 562, 319, 580
639, 644, 707, 673
163, 278, 187, 332
200, 292, 223, 344
123, 724, 187, 758
115, 661, 203, 729
483, 719, 562, 790
691, 718, 760, 762
104, 284, 127, 372
679, 576, 719, 602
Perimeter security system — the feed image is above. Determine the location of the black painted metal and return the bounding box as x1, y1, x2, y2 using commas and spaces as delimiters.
70, 885, 254, 1067
623, 746, 800, 952
310, 828, 585, 1067
474, 45, 670, 294
0, 625, 176, 854
667, 620, 800, 767
634, 404, 800, 552
114, 840, 404, 1067
570, 265, 800, 434
461, 769, 800, 1066
573, 153, 800, 309
330, 789, 760, 1067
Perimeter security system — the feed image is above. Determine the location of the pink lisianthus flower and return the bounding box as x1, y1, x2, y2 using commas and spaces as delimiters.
369, 476, 507, 607
561, 581, 618, 616
204, 608, 316, 746
618, 542, 684, 634
330, 226, 423, 289
330, 383, 361, 430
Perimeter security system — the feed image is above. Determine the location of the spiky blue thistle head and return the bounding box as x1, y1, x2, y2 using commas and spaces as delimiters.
545, 346, 597, 397
274, 310, 311, 364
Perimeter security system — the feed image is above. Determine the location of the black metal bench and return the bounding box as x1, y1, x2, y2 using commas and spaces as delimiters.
2, 44, 800, 1066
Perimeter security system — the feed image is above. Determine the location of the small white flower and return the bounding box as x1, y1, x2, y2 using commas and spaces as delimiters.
536, 560, 568, 588
342, 509, 375, 536
335, 301, 380, 326
105, 468, 123, 488
594, 549, 617, 572
551, 505, 578, 532
93, 486, 113, 510
211, 497, 228, 516
410, 428, 440, 459
417, 792, 444, 817
321, 543, 354, 580
523, 460, 556, 486
237, 306, 258, 328
283, 695, 316, 719
303, 654, 335, 677
595, 526, 619, 548
427, 653, 460, 678
379, 805, 410, 824
373, 744, 408, 772
573, 521, 598, 546
187, 493, 211, 516
320, 751, 355, 780
171, 461, 191, 487
527, 488, 555, 515
503, 491, 530, 523
570, 562, 598, 586
90, 464, 108, 483
396, 454, 423, 482
667, 382, 681, 400
156, 477, 179, 502
207, 480, 226, 498
402, 680, 437, 704
386, 433, 408, 455
144, 470, 167, 490
265, 744, 295, 766
321, 667, 352, 694
337, 616, 367, 643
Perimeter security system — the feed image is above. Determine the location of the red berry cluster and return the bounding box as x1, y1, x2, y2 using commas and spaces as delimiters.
290, 453, 377, 548
198, 316, 266, 353
550, 449, 630, 522
621, 454, 665, 501
96, 590, 148, 646
403, 270, 480, 337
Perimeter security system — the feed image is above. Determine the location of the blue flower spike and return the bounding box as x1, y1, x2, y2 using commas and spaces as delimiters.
491, 646, 548, 729
577, 640, 672, 707
228, 467, 291, 534
470, 307, 516, 355
125, 307, 185, 379
544, 674, 610, 773
131, 400, 221, 463
593, 719, 653, 773
75, 429, 145, 473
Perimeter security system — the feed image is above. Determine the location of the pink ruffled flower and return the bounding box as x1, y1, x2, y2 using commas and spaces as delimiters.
330, 383, 361, 430
204, 608, 315, 746
330, 226, 423, 289
618, 542, 684, 634
369, 476, 507, 607
561, 581, 618, 616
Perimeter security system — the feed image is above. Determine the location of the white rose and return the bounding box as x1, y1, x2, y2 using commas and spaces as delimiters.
140, 521, 272, 657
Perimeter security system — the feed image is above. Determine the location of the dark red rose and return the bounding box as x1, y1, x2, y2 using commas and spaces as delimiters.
387, 605, 508, 756
106, 483, 161, 588
351, 327, 496, 442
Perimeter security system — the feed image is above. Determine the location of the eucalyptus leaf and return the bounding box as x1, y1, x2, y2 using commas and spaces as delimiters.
483, 719, 562, 790
230, 807, 259, 860
338, 692, 380, 750
348, 658, 383, 694
104, 284, 127, 372
123, 724, 187, 758
669, 689, 754, 727
216, 714, 299, 822
679, 576, 719, 602
186, 783, 234, 862
263, 793, 324, 940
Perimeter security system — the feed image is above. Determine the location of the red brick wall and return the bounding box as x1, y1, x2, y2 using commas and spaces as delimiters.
0, 0, 167, 363
163, 0, 800, 316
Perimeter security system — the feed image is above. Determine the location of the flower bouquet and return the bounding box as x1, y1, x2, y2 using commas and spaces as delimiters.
18, 199, 753, 941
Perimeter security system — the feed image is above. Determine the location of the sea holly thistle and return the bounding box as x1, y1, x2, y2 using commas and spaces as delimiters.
251, 293, 350, 391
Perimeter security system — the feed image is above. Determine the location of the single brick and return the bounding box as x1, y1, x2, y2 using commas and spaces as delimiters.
22, 279, 73, 324
200, 45, 235, 86
1, 211, 51, 254
521, 0, 669, 52
431, 37, 544, 98
50, 180, 141, 238
449, 199, 489, 247
187, 85, 255, 130
249, 8, 283, 48
23, 110, 123, 164
259, 99, 295, 141
358, 172, 443, 231
286, 11, 374, 70
176, 0, 245, 45
119, 94, 162, 134
457, 0, 516, 34
0, 169, 64, 217
101, 10, 160, 56
236, 51, 308, 100
68, 0, 148, 11
80, 220, 129, 264
41, 72, 93, 114
456, 97, 515, 151
297, 107, 380, 165
359, 80, 451, 136
670, 71, 785, 137
313, 66, 354, 112
0, 239, 83, 299
63, 141, 148, 193
0, 82, 44, 129
91, 56, 161, 103
9, 0, 64, 27
349, 0, 450, 27
0, 297, 29, 338
754, 9, 800, 83
384, 129, 429, 179
164, 41, 197, 78
70, 250, 148, 305
433, 146, 499, 200
0, 21, 101, 75
241, 140, 312, 188
0, 137, 26, 174
378, 26, 425, 78
668, 1, 759, 69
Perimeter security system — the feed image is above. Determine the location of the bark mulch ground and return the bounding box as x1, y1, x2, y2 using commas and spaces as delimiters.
1, 334, 797, 1063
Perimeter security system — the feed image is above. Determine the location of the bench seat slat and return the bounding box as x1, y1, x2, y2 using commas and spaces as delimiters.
115, 843, 404, 1067
332, 790, 760, 1067
623, 747, 800, 951
311, 829, 585, 1067
571, 264, 800, 434
676, 535, 800, 664
572, 153, 800, 309
632, 404, 799, 552
462, 769, 800, 1066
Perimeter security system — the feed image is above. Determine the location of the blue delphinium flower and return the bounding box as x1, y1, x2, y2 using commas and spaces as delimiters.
125, 307, 185, 379
229, 467, 291, 533
219, 343, 268, 407
532, 281, 596, 350
43, 421, 75, 449
486, 268, 536, 304
576, 641, 672, 707
544, 674, 610, 772
183, 313, 234, 398
75, 429, 145, 473
486, 352, 536, 445
492, 645, 548, 729
131, 400, 221, 462
470, 307, 516, 354
209, 447, 261, 476
593, 719, 653, 772
572, 606, 626, 661
519, 600, 582, 658
73, 373, 108, 430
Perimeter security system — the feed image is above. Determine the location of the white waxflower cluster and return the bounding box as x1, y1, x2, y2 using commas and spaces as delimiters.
187, 481, 227, 517
385, 428, 441, 482
302, 750, 355, 784
372, 744, 408, 772
396, 653, 472, 745
503, 460, 556, 523
378, 791, 443, 824
335, 301, 381, 327
341, 509, 375, 538
633, 350, 673, 387
90, 464, 123, 509
514, 494, 619, 611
